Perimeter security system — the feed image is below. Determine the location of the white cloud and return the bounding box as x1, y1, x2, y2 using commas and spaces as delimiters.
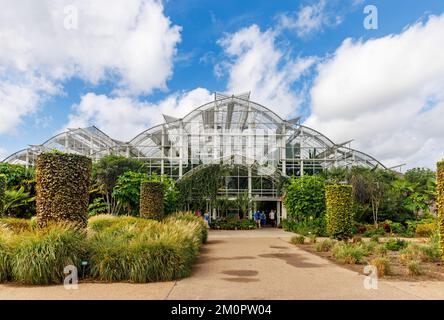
66, 88, 213, 141
0, 0, 181, 134
277, 0, 342, 37
305, 14, 444, 169
217, 25, 316, 117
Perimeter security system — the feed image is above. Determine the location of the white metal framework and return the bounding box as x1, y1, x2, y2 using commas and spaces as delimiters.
3, 92, 385, 201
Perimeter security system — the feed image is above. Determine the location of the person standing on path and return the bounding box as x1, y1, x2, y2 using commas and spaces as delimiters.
253, 211, 261, 228
269, 209, 276, 228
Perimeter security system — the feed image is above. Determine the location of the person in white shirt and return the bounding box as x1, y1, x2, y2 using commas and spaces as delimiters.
269, 210, 276, 228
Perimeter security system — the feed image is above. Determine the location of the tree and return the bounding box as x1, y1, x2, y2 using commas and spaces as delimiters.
93, 156, 145, 215
235, 191, 252, 219
284, 175, 326, 222
112, 171, 179, 216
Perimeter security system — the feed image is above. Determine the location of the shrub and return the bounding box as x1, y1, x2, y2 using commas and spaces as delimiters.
291, 235, 305, 245
0, 174, 5, 215
399, 242, 441, 263
385, 238, 408, 251
325, 184, 353, 240
284, 175, 326, 221
389, 222, 406, 234
315, 239, 334, 252
363, 228, 386, 237
437, 160, 444, 260
210, 218, 256, 230
0, 218, 34, 233
370, 257, 391, 277
11, 224, 86, 284
36, 153, 92, 228
332, 243, 365, 264
139, 182, 164, 220
415, 223, 436, 237
407, 260, 424, 276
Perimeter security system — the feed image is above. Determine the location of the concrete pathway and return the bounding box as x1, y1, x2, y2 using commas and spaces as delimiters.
1, 228, 443, 300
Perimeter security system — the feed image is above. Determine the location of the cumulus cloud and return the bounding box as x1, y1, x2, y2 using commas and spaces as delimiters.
0, 0, 181, 134
217, 25, 316, 117
65, 88, 213, 141
277, 0, 342, 37
305, 14, 444, 169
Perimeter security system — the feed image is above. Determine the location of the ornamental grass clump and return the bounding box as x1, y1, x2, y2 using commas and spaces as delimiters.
370, 257, 391, 277
315, 239, 335, 252
332, 243, 365, 264
0, 228, 13, 282
0, 217, 34, 233
10, 223, 86, 285
87, 213, 206, 283
0, 174, 5, 215
291, 235, 305, 245
325, 184, 353, 240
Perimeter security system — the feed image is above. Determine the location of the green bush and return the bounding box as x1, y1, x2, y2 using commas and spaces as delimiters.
363, 228, 386, 237
36, 153, 92, 228
210, 217, 256, 230
385, 238, 408, 251
284, 175, 326, 221
10, 224, 86, 284
281, 218, 327, 236
291, 235, 305, 245
139, 182, 164, 220
389, 222, 406, 234
325, 184, 353, 240
0, 174, 5, 215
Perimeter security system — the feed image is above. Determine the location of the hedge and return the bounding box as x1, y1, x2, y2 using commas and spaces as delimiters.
36, 153, 92, 228
437, 160, 444, 260
325, 184, 353, 240
140, 181, 164, 220
0, 174, 5, 216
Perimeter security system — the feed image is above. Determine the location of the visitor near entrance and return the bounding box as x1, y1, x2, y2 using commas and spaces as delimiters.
269, 210, 276, 228
253, 211, 261, 228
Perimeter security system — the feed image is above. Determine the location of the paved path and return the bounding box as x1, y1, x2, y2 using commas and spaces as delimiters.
1, 228, 444, 300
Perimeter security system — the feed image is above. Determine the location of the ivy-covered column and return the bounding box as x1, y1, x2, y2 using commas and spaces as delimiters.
437, 160, 444, 260
36, 152, 92, 228
140, 181, 164, 220
325, 184, 353, 240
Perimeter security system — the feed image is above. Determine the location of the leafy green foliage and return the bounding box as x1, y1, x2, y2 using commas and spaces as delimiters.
93, 156, 145, 215
140, 182, 164, 220
4, 187, 35, 214
36, 153, 92, 228
325, 184, 353, 240
210, 217, 256, 230
385, 238, 408, 251
284, 175, 326, 221
437, 160, 444, 260
281, 218, 327, 236
88, 197, 108, 217
112, 171, 178, 216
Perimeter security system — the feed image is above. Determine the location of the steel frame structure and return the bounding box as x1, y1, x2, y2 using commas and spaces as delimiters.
3, 92, 385, 213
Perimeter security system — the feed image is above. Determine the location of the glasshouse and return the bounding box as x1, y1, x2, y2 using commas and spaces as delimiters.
2, 92, 386, 223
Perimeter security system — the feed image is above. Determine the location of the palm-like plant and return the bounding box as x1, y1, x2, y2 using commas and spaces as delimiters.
4, 187, 35, 213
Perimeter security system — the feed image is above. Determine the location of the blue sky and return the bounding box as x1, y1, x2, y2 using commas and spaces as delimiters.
1, 0, 444, 169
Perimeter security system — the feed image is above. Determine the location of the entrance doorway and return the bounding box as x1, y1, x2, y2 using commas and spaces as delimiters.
255, 201, 277, 227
